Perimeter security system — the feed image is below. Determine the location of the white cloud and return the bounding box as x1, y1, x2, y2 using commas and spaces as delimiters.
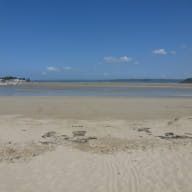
47, 66, 60, 72
104, 56, 132, 63
63, 66, 73, 70
152, 49, 177, 55
152, 49, 167, 55
119, 56, 132, 62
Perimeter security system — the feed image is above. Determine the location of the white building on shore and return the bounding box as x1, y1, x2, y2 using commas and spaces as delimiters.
0, 78, 27, 86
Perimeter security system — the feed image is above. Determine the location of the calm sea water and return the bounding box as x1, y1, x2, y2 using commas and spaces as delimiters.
0, 80, 192, 97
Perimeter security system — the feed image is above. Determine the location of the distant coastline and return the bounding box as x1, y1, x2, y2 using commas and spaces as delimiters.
181, 78, 192, 83
1, 77, 192, 86
34, 79, 182, 83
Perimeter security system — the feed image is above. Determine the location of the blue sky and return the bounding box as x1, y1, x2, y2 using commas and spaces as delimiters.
0, 0, 192, 80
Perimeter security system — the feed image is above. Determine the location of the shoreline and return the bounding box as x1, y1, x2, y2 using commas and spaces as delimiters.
22, 81, 192, 88
1, 82, 192, 97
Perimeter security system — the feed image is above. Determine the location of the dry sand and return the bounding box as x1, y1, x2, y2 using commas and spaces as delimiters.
0, 96, 192, 192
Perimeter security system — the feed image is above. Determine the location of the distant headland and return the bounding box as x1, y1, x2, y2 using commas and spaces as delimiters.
180, 78, 192, 83
0, 76, 31, 85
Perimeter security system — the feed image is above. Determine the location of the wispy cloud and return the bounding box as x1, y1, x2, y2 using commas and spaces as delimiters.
63, 66, 73, 70
47, 66, 60, 72
152, 49, 176, 55
104, 56, 132, 63
181, 44, 188, 49
104, 57, 116, 62
42, 72, 47, 75
134, 61, 140, 64
104, 73, 110, 76
152, 49, 167, 55
170, 51, 176, 55
119, 56, 133, 62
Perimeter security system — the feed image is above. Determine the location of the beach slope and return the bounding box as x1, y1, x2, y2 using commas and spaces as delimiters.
0, 96, 192, 192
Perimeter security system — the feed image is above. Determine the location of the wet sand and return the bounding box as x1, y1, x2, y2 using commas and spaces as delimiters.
0, 96, 192, 120
25, 81, 192, 89
0, 96, 192, 192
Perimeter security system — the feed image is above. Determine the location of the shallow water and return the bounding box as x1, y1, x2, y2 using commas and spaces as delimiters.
0, 83, 192, 97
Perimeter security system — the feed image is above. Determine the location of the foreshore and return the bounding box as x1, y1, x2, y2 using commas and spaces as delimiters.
0, 96, 192, 192
1, 82, 192, 97
0, 96, 192, 120
20, 81, 192, 88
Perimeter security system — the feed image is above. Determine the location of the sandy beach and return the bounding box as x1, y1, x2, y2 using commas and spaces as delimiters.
0, 96, 192, 192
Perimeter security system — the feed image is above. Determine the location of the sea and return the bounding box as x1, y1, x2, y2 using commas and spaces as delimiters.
0, 79, 192, 97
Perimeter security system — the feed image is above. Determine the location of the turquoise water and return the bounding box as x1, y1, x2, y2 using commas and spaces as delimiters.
0, 83, 192, 97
